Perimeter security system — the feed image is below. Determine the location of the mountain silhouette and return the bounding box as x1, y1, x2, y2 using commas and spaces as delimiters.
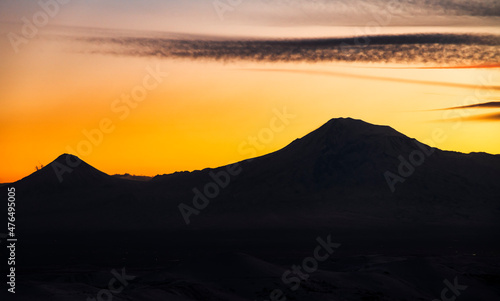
8, 118, 500, 232
4, 118, 500, 301
16, 154, 120, 189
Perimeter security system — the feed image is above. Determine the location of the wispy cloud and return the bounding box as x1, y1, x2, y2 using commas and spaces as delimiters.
61, 33, 500, 66
360, 64, 500, 70
437, 101, 500, 110
266, 0, 500, 18
440, 112, 500, 122
242, 68, 500, 91
472, 112, 500, 120
433, 102, 500, 122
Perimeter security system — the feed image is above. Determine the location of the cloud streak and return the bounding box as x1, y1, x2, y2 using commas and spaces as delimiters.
267, 0, 500, 18
241, 68, 500, 91
434, 101, 500, 122
62, 33, 500, 66
438, 101, 500, 110
441, 112, 500, 122
472, 112, 500, 120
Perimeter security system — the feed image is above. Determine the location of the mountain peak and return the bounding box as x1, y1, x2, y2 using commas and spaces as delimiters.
53, 153, 85, 165
321, 117, 404, 138
325, 117, 360, 123
282, 117, 407, 155
252, 117, 417, 180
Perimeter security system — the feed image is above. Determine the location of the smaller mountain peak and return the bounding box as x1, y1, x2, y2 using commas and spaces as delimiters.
51, 154, 89, 169
16, 153, 113, 188
54, 153, 82, 163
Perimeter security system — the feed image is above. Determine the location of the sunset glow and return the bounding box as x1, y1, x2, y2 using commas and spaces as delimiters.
0, 0, 499, 183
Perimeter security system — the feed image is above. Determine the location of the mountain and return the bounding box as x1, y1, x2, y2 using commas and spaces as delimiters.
7, 118, 500, 233
15, 153, 132, 192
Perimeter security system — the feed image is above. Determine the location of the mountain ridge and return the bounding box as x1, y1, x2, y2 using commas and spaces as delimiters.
17, 117, 499, 184
8, 117, 500, 231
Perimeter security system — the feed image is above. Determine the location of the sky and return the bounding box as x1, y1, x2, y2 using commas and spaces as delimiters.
0, 0, 499, 182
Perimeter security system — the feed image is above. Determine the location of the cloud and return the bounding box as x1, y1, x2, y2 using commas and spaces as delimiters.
300, 0, 497, 16
244, 0, 500, 27
242, 69, 500, 91
438, 101, 500, 110
473, 112, 500, 120
265, 0, 500, 17
441, 112, 500, 122
434, 101, 500, 122
362, 64, 500, 69
63, 32, 500, 67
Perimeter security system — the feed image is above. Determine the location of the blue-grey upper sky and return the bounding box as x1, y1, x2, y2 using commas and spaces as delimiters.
0, 0, 498, 37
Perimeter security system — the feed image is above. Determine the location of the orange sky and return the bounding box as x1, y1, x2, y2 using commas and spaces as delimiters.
1, 26, 499, 183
